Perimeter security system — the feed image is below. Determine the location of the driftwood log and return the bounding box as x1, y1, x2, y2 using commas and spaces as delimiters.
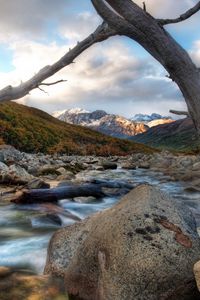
11, 181, 134, 204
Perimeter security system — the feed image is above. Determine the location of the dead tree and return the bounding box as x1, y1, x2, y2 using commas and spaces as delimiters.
0, 1, 200, 134
91, 0, 200, 134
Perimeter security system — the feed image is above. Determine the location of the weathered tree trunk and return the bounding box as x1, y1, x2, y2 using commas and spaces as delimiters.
11, 181, 134, 204
92, 0, 200, 134
11, 184, 104, 204
0, 1, 199, 135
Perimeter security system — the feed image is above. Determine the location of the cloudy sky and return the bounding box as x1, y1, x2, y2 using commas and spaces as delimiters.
0, 0, 199, 118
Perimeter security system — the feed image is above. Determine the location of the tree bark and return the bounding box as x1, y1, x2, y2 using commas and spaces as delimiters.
92, 0, 200, 134
11, 184, 104, 204
11, 181, 133, 204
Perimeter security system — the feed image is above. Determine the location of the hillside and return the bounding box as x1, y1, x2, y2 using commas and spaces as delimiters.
132, 118, 199, 152
0, 102, 154, 155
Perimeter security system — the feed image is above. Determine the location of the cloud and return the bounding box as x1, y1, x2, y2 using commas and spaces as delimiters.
133, 0, 198, 18
190, 40, 200, 66
0, 0, 198, 43
0, 0, 95, 43
59, 12, 101, 44
0, 0, 198, 118
0, 36, 184, 118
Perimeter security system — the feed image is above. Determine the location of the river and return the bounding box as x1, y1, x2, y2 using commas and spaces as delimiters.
0, 168, 199, 274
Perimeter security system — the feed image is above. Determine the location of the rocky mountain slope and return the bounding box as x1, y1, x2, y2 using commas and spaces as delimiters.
0, 102, 154, 155
55, 108, 148, 138
132, 118, 199, 152
132, 113, 174, 128
55, 109, 174, 138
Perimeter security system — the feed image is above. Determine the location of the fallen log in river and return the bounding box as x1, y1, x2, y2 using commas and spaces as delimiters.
11, 181, 134, 204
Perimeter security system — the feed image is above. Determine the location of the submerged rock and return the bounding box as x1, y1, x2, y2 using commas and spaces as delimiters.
31, 213, 62, 228
45, 184, 200, 300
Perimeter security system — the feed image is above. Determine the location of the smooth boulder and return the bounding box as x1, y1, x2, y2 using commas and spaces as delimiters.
45, 184, 200, 300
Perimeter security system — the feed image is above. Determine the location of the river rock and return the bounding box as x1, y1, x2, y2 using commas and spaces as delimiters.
138, 162, 150, 169
121, 162, 136, 170
0, 164, 33, 184
26, 178, 50, 189
38, 165, 61, 176
45, 184, 200, 300
100, 161, 117, 170
8, 165, 33, 183
0, 145, 23, 164
192, 162, 200, 171
31, 213, 62, 228
56, 168, 75, 181
0, 162, 9, 183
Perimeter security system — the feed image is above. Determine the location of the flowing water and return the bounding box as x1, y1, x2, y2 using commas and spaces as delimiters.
0, 168, 200, 274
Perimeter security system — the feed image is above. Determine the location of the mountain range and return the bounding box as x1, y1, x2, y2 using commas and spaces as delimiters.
0, 102, 153, 155
54, 108, 173, 138
0, 103, 197, 154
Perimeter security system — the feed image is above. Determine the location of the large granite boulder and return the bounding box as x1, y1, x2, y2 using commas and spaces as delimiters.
45, 185, 200, 300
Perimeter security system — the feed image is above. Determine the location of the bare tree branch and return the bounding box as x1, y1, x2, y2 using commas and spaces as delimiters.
39, 80, 67, 86
158, 1, 200, 25
143, 2, 146, 12
169, 110, 190, 117
0, 22, 116, 102
38, 86, 49, 95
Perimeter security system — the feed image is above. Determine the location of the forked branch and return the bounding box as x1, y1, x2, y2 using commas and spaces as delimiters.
158, 1, 200, 25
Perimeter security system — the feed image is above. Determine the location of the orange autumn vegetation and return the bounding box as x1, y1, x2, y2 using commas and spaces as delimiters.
0, 102, 155, 156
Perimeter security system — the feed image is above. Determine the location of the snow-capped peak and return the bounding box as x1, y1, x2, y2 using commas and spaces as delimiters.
52, 110, 67, 118
131, 113, 171, 123
66, 108, 90, 114
52, 108, 89, 118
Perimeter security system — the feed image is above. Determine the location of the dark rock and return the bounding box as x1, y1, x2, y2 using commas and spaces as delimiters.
100, 161, 118, 170
26, 179, 50, 189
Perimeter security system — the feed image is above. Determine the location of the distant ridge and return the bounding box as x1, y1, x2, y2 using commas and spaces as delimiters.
55, 108, 148, 138
132, 118, 199, 152
131, 113, 172, 123
54, 108, 174, 138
